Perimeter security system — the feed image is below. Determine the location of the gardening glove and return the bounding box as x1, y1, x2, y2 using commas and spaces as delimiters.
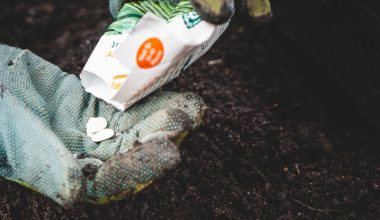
193, 0, 272, 24
0, 44, 206, 207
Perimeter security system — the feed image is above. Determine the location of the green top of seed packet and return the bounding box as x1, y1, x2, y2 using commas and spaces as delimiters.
106, 0, 193, 35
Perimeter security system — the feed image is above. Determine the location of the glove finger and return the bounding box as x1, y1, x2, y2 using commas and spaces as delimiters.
246, 0, 273, 23
135, 91, 206, 129
85, 137, 180, 202
88, 108, 192, 160
191, 0, 234, 24
99, 91, 206, 134
0, 85, 83, 207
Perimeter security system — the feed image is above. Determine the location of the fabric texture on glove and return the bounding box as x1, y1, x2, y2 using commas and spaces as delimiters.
0, 45, 205, 207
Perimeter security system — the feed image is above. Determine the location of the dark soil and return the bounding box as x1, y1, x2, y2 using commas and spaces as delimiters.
1, 0, 380, 219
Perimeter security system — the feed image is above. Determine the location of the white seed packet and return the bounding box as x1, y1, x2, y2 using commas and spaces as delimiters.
81, 10, 230, 110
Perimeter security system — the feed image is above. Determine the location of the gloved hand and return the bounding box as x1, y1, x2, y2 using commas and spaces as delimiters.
191, 0, 272, 24
109, 0, 235, 24
0, 45, 205, 207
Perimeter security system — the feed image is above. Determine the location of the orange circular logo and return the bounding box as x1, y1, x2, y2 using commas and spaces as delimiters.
136, 37, 164, 69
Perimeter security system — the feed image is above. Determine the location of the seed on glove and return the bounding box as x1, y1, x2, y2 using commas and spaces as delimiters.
86, 117, 114, 142
86, 117, 107, 133
91, 128, 115, 142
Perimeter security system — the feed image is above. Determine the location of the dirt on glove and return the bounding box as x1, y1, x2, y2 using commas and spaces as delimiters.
0, 0, 379, 219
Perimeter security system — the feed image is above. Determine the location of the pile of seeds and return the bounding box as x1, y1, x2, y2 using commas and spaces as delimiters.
86, 117, 115, 142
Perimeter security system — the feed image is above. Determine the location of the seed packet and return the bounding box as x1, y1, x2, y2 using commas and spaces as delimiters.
80, 0, 231, 110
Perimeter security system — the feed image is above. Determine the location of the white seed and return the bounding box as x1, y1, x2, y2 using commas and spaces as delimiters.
91, 128, 115, 143
86, 117, 107, 134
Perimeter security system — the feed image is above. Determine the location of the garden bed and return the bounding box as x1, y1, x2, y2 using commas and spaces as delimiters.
0, 0, 379, 219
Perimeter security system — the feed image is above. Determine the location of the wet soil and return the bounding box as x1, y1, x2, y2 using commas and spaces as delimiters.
0, 0, 380, 219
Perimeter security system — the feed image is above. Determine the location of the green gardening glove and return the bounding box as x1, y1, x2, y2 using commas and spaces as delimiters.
0, 45, 205, 207
193, 0, 272, 24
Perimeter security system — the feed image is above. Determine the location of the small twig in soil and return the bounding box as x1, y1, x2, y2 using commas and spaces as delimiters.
290, 197, 337, 213
254, 167, 271, 189
207, 59, 223, 66
265, 103, 278, 110
294, 163, 301, 174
